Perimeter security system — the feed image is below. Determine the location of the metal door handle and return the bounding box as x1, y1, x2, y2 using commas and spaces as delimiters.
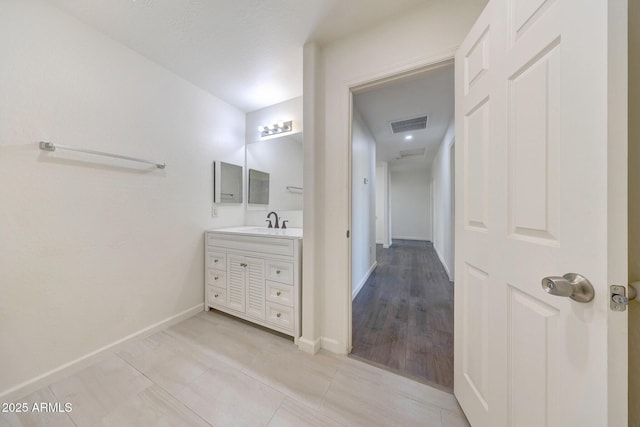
541, 273, 595, 303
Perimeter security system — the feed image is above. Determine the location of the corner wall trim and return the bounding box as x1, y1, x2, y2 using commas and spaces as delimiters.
352, 261, 377, 300
297, 336, 321, 354
433, 245, 453, 281
0, 304, 204, 402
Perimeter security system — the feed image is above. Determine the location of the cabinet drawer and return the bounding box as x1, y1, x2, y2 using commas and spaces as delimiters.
206, 269, 226, 287
206, 251, 227, 270
265, 260, 294, 285
207, 233, 294, 256
265, 302, 293, 331
265, 281, 293, 307
207, 286, 226, 306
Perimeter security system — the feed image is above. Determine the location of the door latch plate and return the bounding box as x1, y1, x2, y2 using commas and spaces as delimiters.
610, 285, 628, 312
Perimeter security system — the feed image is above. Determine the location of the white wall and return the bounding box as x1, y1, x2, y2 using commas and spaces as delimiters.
299, 42, 325, 354
245, 97, 303, 143
307, 0, 486, 353
0, 0, 245, 399
245, 97, 303, 228
375, 163, 391, 247
351, 109, 377, 299
431, 119, 455, 279
375, 165, 385, 242
390, 167, 432, 241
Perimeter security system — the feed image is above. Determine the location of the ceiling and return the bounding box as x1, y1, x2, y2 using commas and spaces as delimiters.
353, 63, 454, 171
45, 0, 434, 112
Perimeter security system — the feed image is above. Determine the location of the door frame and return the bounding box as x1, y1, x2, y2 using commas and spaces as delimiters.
347, 56, 455, 353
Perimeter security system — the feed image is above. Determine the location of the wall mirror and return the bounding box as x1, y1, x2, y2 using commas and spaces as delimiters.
248, 169, 270, 204
246, 133, 303, 210
213, 161, 243, 203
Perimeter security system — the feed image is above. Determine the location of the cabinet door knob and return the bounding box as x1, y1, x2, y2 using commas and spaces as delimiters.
214, 294, 219, 298
276, 270, 281, 274
214, 276, 219, 280
276, 291, 281, 296
214, 259, 218, 263
240, 263, 248, 267
276, 313, 281, 318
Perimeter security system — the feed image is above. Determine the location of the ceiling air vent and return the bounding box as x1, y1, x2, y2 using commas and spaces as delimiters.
389, 115, 429, 134
399, 148, 426, 158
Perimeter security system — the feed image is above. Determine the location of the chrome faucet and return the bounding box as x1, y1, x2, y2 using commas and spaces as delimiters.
266, 211, 280, 229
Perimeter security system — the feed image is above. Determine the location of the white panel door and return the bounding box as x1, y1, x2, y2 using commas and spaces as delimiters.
454, 1, 627, 426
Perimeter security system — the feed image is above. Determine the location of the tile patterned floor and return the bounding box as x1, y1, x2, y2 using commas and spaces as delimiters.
1, 311, 470, 427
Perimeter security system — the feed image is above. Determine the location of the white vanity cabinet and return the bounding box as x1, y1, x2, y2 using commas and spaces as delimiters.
205, 228, 302, 341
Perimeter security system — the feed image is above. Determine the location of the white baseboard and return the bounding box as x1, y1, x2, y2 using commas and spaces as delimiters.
352, 261, 377, 300
297, 336, 321, 354
377, 239, 391, 248
392, 235, 431, 241
433, 245, 453, 281
0, 304, 204, 402
320, 336, 347, 354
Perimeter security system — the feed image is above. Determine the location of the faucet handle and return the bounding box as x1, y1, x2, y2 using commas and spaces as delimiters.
265, 219, 273, 228
282, 220, 288, 229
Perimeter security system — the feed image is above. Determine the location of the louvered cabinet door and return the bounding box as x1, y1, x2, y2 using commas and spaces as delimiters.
226, 255, 246, 313
244, 257, 265, 320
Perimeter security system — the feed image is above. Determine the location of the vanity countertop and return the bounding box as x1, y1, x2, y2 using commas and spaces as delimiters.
207, 226, 303, 239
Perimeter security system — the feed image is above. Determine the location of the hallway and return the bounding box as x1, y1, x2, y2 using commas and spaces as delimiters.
351, 240, 454, 390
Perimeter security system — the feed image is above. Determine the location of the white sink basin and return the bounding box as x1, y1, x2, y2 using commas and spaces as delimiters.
213, 226, 303, 238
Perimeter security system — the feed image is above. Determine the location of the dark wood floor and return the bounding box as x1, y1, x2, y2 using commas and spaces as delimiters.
351, 239, 454, 391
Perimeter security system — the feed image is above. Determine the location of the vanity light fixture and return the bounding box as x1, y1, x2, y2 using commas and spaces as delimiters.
258, 120, 293, 137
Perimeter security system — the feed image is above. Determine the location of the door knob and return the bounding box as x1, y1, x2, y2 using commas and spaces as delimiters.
541, 273, 595, 303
